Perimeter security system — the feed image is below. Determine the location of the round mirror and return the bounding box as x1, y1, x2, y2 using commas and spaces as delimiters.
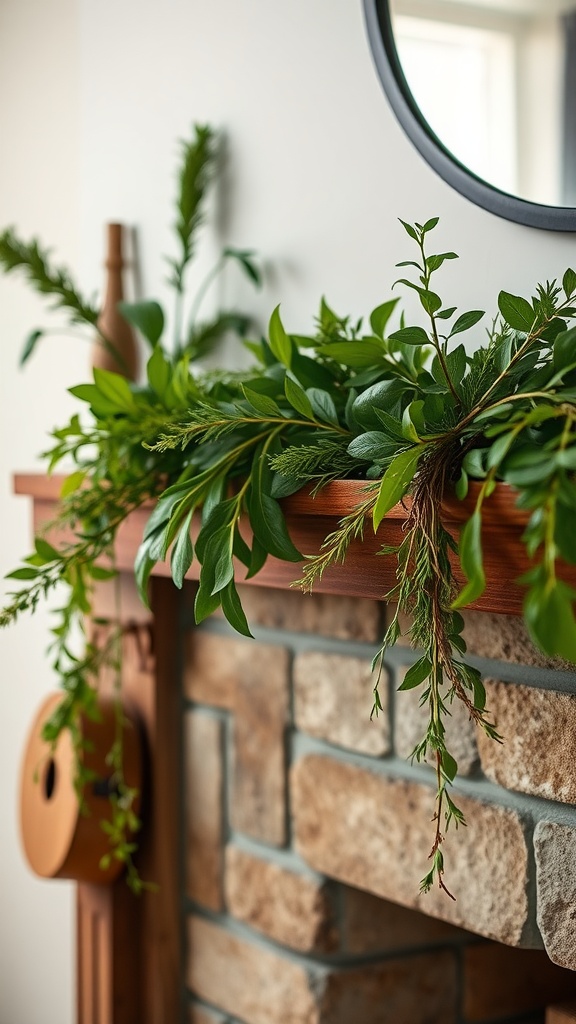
364, 0, 576, 230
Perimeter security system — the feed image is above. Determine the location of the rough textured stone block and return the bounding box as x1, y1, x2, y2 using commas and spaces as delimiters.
230, 653, 289, 844
185, 711, 224, 910
340, 885, 469, 954
236, 584, 381, 641
187, 915, 320, 1024
187, 915, 459, 1024
224, 845, 338, 952
318, 950, 458, 1024
184, 632, 290, 845
395, 668, 479, 775
478, 682, 576, 803
184, 632, 288, 710
461, 611, 566, 669
463, 942, 576, 1021
294, 651, 389, 755
535, 822, 576, 970
292, 755, 529, 946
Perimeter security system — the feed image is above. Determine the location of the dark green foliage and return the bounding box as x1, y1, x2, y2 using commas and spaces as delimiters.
3, 193, 576, 900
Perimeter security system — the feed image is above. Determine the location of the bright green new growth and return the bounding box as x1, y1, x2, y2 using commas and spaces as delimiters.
2, 167, 576, 897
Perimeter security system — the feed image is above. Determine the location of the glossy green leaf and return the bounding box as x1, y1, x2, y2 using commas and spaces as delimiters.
170, 509, 194, 589
118, 300, 164, 347
524, 579, 576, 661
498, 292, 534, 333
449, 310, 484, 337
373, 445, 423, 531
369, 298, 399, 339
307, 388, 338, 426
452, 510, 486, 608
220, 580, 253, 637
389, 326, 429, 346
268, 305, 292, 368
284, 375, 314, 419
93, 367, 135, 412
398, 657, 432, 690
241, 385, 281, 417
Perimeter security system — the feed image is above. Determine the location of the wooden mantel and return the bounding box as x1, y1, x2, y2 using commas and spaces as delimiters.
14, 471, 572, 617
13, 473, 576, 1024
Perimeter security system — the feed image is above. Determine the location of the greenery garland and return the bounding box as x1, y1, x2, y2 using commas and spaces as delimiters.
2, 129, 576, 896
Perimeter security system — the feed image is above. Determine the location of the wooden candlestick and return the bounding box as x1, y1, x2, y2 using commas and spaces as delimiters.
92, 223, 139, 380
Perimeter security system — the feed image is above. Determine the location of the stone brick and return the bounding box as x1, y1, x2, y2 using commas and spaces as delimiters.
230, 648, 290, 845
184, 632, 288, 709
294, 651, 389, 756
292, 755, 529, 945
478, 682, 576, 803
395, 668, 479, 775
185, 711, 224, 910
236, 585, 381, 641
184, 632, 290, 845
535, 822, 576, 970
187, 915, 459, 1024
186, 915, 320, 1024
462, 942, 576, 1021
224, 845, 338, 953
461, 610, 566, 669
340, 885, 469, 954
318, 950, 458, 1024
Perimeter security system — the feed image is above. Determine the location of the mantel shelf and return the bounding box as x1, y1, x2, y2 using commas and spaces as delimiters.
14, 473, 576, 617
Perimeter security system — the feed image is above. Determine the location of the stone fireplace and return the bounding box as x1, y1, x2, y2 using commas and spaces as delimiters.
16, 476, 576, 1024
183, 585, 576, 1024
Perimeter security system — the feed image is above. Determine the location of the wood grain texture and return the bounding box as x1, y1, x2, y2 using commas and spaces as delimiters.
15, 474, 576, 617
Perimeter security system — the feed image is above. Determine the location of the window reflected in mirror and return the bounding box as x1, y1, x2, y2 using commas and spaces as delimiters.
390, 0, 576, 207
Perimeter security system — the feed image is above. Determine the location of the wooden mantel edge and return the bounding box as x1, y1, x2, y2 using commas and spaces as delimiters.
13, 471, 563, 617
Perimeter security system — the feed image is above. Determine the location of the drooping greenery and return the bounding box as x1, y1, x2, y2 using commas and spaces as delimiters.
2, 153, 576, 897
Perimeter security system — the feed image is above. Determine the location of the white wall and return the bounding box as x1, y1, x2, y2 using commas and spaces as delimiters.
1, 2, 575, 1022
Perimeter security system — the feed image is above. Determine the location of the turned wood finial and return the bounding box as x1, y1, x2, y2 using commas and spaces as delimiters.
91, 222, 139, 380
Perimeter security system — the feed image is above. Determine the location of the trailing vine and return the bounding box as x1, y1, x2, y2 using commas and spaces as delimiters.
2, 165, 576, 895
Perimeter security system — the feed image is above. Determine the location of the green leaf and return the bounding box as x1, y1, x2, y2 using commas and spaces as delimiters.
563, 268, 576, 297
93, 367, 136, 412
317, 341, 384, 367
20, 328, 44, 366
147, 344, 171, 402
426, 252, 458, 273
5, 566, 39, 580
419, 290, 442, 315
60, 470, 86, 498
35, 538, 59, 562
398, 657, 432, 690
134, 540, 156, 608
498, 292, 534, 333
248, 448, 302, 562
347, 432, 397, 461
422, 216, 439, 233
118, 299, 164, 347
369, 298, 399, 339
284, 375, 315, 419
241, 385, 281, 417
268, 305, 292, 368
449, 310, 485, 337
170, 509, 194, 589
452, 510, 486, 608
553, 326, 576, 372
524, 579, 576, 661
388, 326, 430, 346
441, 750, 458, 783
306, 388, 339, 426
373, 446, 423, 531
398, 218, 419, 241
207, 527, 234, 595
223, 247, 261, 287
220, 580, 254, 638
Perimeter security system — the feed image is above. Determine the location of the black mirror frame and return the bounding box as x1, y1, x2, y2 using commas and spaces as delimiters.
363, 0, 576, 232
